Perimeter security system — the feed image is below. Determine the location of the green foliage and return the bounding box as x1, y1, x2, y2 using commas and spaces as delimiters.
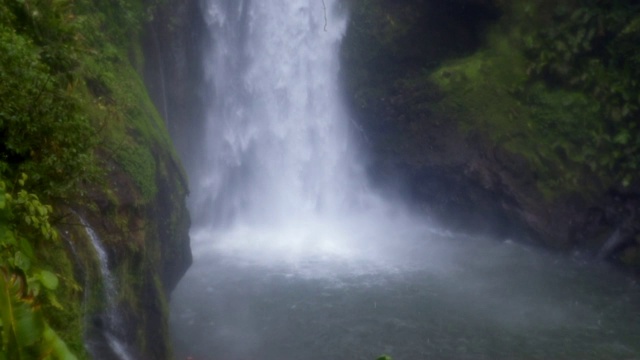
1, 0, 186, 356
68, 0, 179, 204
430, 34, 529, 135
0, 0, 172, 203
425, 0, 640, 196
0, 272, 77, 360
75, 0, 157, 49
523, 0, 640, 188
0, 177, 77, 359
113, 141, 158, 202
0, 12, 98, 199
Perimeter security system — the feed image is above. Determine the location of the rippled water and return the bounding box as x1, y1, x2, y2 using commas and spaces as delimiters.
170, 231, 640, 360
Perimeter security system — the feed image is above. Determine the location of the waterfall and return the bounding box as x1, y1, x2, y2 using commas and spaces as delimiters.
192, 0, 417, 262
78, 216, 134, 360
170, 2, 640, 358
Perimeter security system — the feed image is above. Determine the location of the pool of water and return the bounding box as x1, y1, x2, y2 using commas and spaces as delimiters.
170, 230, 640, 360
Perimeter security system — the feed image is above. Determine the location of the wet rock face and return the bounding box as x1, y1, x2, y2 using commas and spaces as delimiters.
82, 151, 190, 359
63, 2, 197, 358
142, 0, 209, 178
341, 0, 640, 270
572, 192, 640, 267
138, 0, 200, 291
341, 0, 519, 239
154, 153, 192, 295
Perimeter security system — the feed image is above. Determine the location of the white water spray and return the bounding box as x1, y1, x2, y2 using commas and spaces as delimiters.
193, 0, 422, 265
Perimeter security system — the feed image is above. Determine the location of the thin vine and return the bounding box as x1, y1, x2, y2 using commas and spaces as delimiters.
322, 0, 327, 31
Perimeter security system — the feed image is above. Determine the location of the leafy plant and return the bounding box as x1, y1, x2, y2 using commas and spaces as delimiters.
1, 0, 186, 356
0, 21, 98, 199
425, 0, 640, 196
0, 271, 76, 360
522, 0, 640, 188
0, 176, 77, 359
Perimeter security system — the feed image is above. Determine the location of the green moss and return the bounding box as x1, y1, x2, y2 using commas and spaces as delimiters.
430, 34, 529, 137
343, 0, 640, 202
113, 141, 158, 202
69, 0, 185, 206
423, 0, 640, 198
430, 41, 604, 197
1, 0, 187, 357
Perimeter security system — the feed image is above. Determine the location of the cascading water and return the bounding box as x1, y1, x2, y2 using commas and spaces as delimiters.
195, 0, 355, 222
79, 216, 134, 360
189, 0, 415, 264
170, 1, 640, 359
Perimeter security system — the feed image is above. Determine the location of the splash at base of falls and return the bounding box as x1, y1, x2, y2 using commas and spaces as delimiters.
190, 198, 444, 270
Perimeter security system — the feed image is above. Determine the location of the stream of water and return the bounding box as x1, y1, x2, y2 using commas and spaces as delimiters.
79, 216, 135, 360
169, 1, 640, 359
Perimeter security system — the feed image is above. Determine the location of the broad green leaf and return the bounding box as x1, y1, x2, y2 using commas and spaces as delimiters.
16, 238, 34, 260
14, 295, 43, 349
42, 325, 78, 360
38, 271, 58, 291
0, 270, 76, 359
0, 226, 17, 248
0, 273, 15, 351
0, 272, 43, 357
13, 252, 30, 272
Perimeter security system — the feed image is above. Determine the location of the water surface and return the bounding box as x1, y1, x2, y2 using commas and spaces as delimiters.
170, 230, 640, 360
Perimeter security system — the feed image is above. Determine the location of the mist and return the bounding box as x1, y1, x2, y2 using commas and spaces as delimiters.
169, 1, 640, 359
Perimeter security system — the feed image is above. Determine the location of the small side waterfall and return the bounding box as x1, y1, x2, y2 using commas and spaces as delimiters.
78, 216, 134, 360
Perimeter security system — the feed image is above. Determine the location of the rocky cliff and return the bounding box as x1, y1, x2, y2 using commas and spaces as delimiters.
342, 0, 640, 271
0, 0, 192, 358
